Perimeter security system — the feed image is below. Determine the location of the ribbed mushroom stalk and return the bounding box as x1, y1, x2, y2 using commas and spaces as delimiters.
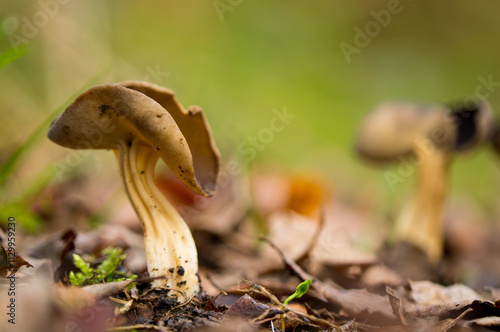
117, 139, 199, 293
356, 100, 492, 263
48, 82, 220, 298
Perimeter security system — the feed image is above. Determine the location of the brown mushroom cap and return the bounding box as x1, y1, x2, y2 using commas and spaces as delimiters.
47, 83, 218, 196
118, 80, 220, 194
356, 102, 455, 162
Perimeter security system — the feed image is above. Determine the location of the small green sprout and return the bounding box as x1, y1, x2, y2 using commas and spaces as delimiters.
69, 247, 137, 286
283, 279, 311, 306
280, 279, 312, 330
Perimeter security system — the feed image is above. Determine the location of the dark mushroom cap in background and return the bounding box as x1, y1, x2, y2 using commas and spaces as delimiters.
47, 83, 219, 196
448, 99, 493, 152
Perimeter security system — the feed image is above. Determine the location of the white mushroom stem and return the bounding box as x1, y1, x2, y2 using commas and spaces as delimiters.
395, 146, 450, 263
116, 139, 199, 299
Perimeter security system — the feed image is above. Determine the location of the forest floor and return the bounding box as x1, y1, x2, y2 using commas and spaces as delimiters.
2, 171, 500, 332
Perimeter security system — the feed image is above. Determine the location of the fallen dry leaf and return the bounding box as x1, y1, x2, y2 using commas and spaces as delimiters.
0, 242, 34, 277
227, 294, 279, 318
409, 280, 485, 305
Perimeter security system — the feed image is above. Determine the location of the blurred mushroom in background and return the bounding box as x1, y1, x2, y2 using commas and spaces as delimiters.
355, 99, 492, 263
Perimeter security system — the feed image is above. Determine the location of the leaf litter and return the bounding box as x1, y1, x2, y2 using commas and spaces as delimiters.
2, 170, 500, 331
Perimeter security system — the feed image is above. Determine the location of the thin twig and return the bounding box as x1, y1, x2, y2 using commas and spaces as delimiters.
287, 308, 342, 332
108, 297, 130, 305
204, 273, 228, 300
297, 206, 326, 263
163, 296, 195, 320
259, 234, 342, 291
170, 296, 195, 311
141, 285, 187, 301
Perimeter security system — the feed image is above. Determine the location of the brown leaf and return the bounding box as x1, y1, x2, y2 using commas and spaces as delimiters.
387, 286, 408, 326
409, 280, 485, 305
12, 253, 34, 274
361, 264, 405, 292
387, 284, 500, 325
204, 298, 221, 313
227, 294, 273, 318
0, 242, 34, 276
267, 210, 318, 262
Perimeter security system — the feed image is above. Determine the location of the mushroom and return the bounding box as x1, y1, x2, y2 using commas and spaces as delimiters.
356, 99, 492, 263
48, 81, 220, 298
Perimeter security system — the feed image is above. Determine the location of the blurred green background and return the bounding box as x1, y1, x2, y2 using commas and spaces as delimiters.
2, 1, 500, 229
